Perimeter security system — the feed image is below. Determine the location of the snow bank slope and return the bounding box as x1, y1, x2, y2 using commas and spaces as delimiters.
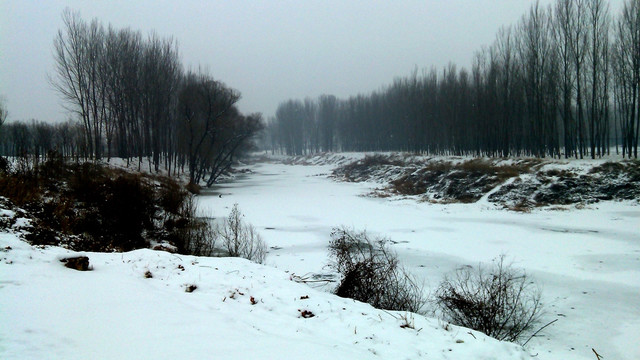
0, 235, 528, 360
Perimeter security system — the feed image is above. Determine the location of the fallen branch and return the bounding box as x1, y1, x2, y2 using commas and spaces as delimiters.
592, 348, 603, 360
522, 319, 558, 347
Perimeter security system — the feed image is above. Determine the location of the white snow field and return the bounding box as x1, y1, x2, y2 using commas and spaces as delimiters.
0, 233, 526, 360
1, 157, 638, 359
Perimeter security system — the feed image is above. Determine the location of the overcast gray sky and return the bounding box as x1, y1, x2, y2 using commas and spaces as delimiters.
0, 0, 623, 123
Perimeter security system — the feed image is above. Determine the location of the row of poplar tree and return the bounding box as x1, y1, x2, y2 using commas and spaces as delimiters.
267, 0, 640, 159
1, 10, 262, 185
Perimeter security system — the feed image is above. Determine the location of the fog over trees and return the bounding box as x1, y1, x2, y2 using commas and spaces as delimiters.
0, 9, 262, 185
0, 1, 638, 167
267, 0, 640, 159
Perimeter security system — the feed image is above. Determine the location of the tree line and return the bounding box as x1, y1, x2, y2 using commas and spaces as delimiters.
0, 120, 84, 161
1, 9, 262, 185
267, 0, 639, 159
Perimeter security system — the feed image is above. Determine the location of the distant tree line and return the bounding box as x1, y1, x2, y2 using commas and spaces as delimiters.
264, 95, 338, 155
268, 0, 639, 159
1, 9, 262, 185
0, 120, 84, 161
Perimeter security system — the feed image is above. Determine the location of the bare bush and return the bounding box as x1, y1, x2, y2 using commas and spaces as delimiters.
172, 195, 217, 256
434, 255, 543, 343
0, 158, 218, 253
217, 204, 267, 263
328, 227, 426, 313
156, 176, 188, 215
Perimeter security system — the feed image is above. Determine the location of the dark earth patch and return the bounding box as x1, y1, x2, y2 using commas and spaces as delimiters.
332, 155, 640, 209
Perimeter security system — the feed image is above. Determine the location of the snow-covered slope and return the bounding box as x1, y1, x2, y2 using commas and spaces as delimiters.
0, 234, 527, 360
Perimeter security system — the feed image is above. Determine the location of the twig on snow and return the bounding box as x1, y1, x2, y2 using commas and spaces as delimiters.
522, 319, 558, 347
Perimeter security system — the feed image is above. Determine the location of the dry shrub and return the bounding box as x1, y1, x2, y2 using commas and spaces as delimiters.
359, 154, 404, 167
418, 161, 454, 176
0, 175, 41, 205
544, 168, 576, 178
589, 161, 625, 174
23, 226, 60, 247
390, 159, 536, 201
172, 195, 218, 256
508, 200, 533, 213
14, 154, 34, 176
66, 168, 156, 251
458, 159, 525, 181
391, 175, 426, 195
337, 154, 404, 180
157, 176, 188, 215
100, 173, 155, 250
217, 203, 267, 263
186, 181, 201, 194
67, 163, 108, 203
435, 255, 543, 343
0, 157, 269, 257
39, 150, 67, 182
0, 157, 202, 252
186, 219, 217, 256
328, 227, 426, 313
457, 159, 496, 174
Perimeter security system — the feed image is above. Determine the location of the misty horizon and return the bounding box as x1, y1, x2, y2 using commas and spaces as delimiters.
0, 0, 604, 123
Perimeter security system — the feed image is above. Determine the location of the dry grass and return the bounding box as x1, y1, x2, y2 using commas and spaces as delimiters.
0, 154, 208, 253
507, 202, 533, 213
336, 154, 405, 181
458, 158, 540, 182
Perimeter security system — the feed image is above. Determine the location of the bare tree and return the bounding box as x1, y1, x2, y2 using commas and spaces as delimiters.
138, 33, 181, 171
274, 100, 305, 155
613, 0, 640, 158
496, 26, 519, 157
517, 2, 559, 157
569, 0, 590, 158
586, 0, 611, 158
318, 94, 337, 152
177, 71, 240, 184
204, 110, 263, 186
263, 0, 631, 160
51, 9, 93, 157
554, 0, 578, 158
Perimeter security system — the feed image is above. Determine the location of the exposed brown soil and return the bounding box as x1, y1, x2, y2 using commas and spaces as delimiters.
332, 155, 640, 209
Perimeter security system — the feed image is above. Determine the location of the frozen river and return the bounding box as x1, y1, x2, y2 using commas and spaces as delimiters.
199, 161, 640, 360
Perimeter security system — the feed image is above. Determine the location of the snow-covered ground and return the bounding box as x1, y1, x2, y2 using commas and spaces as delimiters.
1, 157, 638, 359
1, 231, 527, 360
197, 161, 640, 360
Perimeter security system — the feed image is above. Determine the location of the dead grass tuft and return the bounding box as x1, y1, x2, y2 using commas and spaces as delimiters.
60, 256, 91, 271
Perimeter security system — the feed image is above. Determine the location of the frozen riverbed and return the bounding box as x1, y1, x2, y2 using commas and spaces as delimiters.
199, 161, 640, 360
